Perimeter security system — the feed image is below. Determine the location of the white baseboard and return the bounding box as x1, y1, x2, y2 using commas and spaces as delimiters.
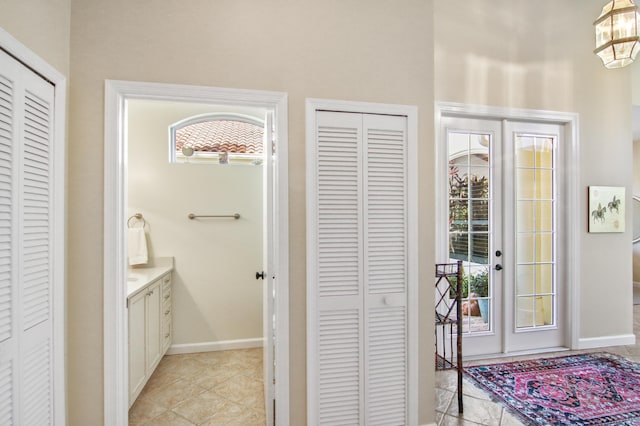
167, 338, 264, 355
576, 334, 636, 349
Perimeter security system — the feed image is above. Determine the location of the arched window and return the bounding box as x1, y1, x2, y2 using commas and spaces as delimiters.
169, 113, 264, 164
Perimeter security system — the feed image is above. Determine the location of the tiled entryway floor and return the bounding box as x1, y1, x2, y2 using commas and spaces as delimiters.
129, 348, 265, 426
130, 306, 640, 426
436, 304, 640, 425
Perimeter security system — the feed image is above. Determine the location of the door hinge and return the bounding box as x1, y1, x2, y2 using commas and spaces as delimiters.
126, 298, 129, 309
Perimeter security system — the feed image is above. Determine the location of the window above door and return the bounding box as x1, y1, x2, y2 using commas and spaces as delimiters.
169, 113, 265, 165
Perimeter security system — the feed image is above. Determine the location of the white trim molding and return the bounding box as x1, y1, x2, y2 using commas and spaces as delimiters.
167, 338, 263, 355
104, 80, 289, 426
0, 26, 67, 426
435, 102, 580, 352
577, 334, 636, 349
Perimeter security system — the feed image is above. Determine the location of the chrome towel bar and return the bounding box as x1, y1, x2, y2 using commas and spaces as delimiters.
188, 213, 240, 220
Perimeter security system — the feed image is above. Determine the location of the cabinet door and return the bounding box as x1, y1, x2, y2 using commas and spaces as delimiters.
146, 280, 162, 372
128, 291, 146, 406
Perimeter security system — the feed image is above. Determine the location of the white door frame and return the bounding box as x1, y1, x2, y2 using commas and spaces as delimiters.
0, 27, 67, 425
435, 102, 580, 353
104, 80, 289, 426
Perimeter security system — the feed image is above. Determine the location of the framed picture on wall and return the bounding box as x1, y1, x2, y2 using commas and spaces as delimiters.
588, 186, 625, 233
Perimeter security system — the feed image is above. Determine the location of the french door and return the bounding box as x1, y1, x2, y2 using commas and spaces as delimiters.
442, 116, 566, 356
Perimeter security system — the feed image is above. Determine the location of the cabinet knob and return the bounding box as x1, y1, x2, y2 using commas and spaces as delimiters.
164, 294, 170, 300
165, 309, 170, 315
165, 333, 170, 338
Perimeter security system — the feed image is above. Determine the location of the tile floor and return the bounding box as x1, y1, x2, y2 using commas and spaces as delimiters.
131, 306, 640, 426
129, 348, 265, 426
436, 304, 640, 425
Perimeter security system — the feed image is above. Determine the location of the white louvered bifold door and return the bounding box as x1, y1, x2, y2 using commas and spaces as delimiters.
363, 114, 408, 426
308, 110, 410, 426
0, 49, 55, 425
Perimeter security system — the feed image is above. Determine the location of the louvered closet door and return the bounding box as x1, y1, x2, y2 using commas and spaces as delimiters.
363, 114, 408, 426
308, 110, 410, 426
0, 49, 55, 425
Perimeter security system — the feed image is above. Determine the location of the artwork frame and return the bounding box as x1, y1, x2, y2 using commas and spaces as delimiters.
588, 186, 625, 233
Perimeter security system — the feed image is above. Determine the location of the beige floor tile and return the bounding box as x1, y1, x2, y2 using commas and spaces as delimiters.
435, 388, 454, 413
439, 413, 485, 426
128, 397, 167, 425
446, 394, 502, 426
202, 407, 265, 426
499, 409, 525, 426
212, 374, 264, 410
139, 377, 207, 409
146, 410, 194, 426
130, 349, 266, 425
173, 390, 241, 425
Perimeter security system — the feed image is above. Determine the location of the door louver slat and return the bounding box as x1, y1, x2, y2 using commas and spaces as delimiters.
367, 307, 406, 426
366, 128, 406, 295
0, 75, 11, 345
317, 124, 360, 297
318, 310, 360, 426
23, 340, 51, 425
22, 91, 50, 332
0, 360, 12, 424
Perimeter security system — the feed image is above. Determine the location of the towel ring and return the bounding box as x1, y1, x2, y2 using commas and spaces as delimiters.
127, 213, 146, 228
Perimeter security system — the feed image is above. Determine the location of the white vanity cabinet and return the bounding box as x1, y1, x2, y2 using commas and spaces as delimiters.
128, 271, 172, 407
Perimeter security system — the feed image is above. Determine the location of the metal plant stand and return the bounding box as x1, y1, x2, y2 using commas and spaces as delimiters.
435, 260, 463, 413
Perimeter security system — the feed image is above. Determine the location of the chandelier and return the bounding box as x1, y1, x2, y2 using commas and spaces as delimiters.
594, 0, 640, 69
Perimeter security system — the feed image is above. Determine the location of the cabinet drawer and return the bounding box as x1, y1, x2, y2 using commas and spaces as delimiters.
162, 319, 171, 347
162, 273, 171, 291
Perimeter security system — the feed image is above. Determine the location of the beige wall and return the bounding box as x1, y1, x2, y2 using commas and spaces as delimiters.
3, 0, 636, 424
0, 0, 70, 77
69, 0, 435, 424
128, 100, 264, 346
435, 0, 633, 342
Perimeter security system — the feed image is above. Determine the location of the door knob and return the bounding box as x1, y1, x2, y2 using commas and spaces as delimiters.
495, 250, 502, 257
256, 271, 265, 280
495, 264, 503, 271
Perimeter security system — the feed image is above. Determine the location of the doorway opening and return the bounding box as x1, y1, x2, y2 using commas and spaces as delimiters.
436, 103, 579, 359
104, 81, 289, 426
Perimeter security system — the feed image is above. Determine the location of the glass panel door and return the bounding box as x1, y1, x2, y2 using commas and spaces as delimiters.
441, 117, 566, 357
505, 121, 565, 353
444, 117, 502, 356
514, 134, 556, 329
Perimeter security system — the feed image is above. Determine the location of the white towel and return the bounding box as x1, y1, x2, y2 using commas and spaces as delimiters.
128, 228, 148, 266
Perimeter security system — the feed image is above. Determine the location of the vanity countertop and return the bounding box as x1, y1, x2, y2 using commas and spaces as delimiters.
127, 257, 174, 298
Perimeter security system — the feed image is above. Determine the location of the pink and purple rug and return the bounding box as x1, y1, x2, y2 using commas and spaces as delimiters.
465, 353, 640, 425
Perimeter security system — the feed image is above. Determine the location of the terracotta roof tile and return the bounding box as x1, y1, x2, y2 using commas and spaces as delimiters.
175, 120, 263, 154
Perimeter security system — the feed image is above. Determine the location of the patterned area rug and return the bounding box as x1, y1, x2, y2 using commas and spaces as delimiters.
465, 353, 640, 425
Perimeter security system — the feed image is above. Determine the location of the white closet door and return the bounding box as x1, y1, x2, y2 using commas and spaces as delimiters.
363, 114, 408, 426
308, 110, 411, 426
0, 49, 55, 425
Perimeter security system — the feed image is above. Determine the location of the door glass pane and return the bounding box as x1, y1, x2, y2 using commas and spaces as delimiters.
517, 201, 534, 232
515, 134, 556, 330
448, 130, 492, 335
516, 296, 535, 328
516, 265, 534, 294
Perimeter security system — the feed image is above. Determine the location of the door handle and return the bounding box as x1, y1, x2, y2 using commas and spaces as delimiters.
495, 264, 503, 271
256, 271, 265, 280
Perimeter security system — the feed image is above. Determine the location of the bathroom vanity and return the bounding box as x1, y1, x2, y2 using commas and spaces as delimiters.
127, 257, 174, 407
